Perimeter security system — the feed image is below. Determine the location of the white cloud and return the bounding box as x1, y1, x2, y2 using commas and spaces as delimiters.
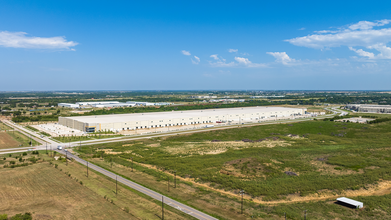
228, 49, 238, 53
209, 60, 236, 67
192, 55, 200, 64
348, 47, 375, 59
286, 19, 391, 60
0, 31, 78, 50
235, 57, 251, 65
349, 19, 391, 30
234, 57, 267, 67
266, 52, 295, 65
298, 27, 306, 31
210, 54, 219, 60
181, 50, 191, 56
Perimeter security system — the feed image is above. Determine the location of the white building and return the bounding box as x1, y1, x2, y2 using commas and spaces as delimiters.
76, 101, 120, 106
59, 106, 305, 132
58, 103, 80, 108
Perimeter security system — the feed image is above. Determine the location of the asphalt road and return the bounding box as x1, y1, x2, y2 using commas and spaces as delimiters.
57, 150, 218, 220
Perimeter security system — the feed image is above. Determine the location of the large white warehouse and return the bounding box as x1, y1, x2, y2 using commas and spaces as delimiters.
59, 106, 305, 132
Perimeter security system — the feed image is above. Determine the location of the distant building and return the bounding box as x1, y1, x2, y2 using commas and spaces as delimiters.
346, 104, 391, 113
58, 103, 80, 108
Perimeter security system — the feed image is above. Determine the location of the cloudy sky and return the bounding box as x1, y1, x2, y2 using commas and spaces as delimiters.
1, 0, 391, 90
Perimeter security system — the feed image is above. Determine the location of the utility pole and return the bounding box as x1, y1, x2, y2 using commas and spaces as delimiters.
162, 196, 164, 220
174, 171, 177, 188
239, 190, 245, 214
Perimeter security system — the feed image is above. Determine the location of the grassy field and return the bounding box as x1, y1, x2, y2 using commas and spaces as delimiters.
74, 113, 391, 219
0, 131, 39, 149
0, 152, 194, 220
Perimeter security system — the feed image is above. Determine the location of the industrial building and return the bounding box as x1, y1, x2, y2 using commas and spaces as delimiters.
346, 104, 391, 113
59, 106, 305, 133
58, 103, 80, 108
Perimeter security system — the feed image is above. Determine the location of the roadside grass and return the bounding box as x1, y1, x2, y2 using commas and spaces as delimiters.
53, 134, 123, 143
0, 131, 39, 149
0, 121, 12, 130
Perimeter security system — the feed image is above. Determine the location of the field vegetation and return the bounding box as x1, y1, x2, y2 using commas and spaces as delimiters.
0, 151, 194, 220
75, 114, 391, 219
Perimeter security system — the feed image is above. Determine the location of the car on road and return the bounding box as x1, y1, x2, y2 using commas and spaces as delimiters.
57, 146, 63, 150
64, 149, 67, 152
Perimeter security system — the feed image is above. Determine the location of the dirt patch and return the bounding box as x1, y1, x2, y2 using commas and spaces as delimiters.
96, 149, 122, 155
310, 160, 364, 175
148, 143, 160, 147
164, 140, 290, 155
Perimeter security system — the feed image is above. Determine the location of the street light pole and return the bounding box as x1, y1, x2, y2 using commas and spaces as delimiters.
239, 190, 245, 214
162, 196, 164, 220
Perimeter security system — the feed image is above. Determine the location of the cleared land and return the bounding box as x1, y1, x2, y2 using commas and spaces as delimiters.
0, 153, 194, 220
76, 112, 391, 219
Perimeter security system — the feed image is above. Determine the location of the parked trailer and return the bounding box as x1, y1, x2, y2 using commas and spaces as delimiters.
205, 125, 215, 128
336, 197, 363, 209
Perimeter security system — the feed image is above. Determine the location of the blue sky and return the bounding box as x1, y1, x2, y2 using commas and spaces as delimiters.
1, 0, 391, 91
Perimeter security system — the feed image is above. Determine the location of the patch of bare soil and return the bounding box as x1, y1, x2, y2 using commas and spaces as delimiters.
165, 140, 290, 155
96, 149, 122, 155
310, 160, 364, 175
148, 143, 160, 147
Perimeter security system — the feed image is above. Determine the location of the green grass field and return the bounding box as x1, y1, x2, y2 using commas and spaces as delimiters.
74, 114, 391, 219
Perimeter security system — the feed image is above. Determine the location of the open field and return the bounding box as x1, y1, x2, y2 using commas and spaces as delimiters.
0, 152, 194, 220
75, 114, 391, 219
0, 131, 39, 149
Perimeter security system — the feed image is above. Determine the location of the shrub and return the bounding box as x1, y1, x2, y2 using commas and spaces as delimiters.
55, 164, 58, 168
124, 207, 129, 213
0, 214, 7, 220
80, 181, 83, 185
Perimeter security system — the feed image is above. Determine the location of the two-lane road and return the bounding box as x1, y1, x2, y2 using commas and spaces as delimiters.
58, 150, 218, 220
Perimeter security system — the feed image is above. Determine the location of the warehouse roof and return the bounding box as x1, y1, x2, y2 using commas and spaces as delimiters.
61, 106, 304, 124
